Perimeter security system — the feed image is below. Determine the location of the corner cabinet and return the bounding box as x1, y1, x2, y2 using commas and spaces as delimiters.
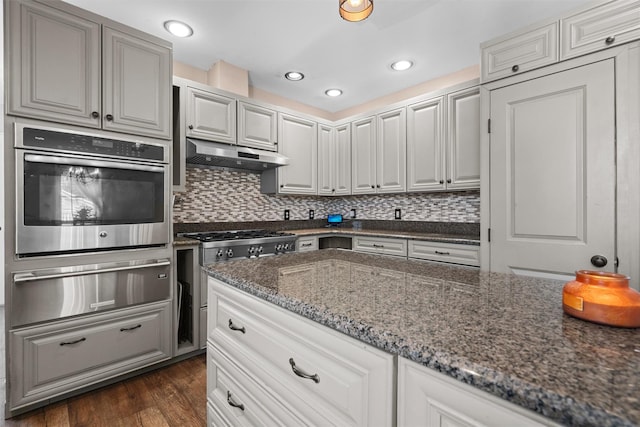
318, 123, 351, 196
7, 0, 172, 140
207, 277, 395, 427
407, 85, 480, 192
261, 113, 317, 195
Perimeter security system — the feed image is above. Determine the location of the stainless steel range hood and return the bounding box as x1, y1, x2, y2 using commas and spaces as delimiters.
186, 138, 288, 172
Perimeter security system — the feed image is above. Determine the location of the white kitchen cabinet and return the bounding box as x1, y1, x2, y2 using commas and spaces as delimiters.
377, 108, 407, 193
7, 0, 172, 139
208, 277, 395, 427
446, 86, 481, 190
9, 300, 172, 412
561, 0, 640, 60
237, 101, 277, 151
481, 22, 558, 83
261, 113, 317, 195
408, 240, 480, 267
407, 96, 446, 192
297, 236, 319, 252
186, 87, 237, 144
353, 236, 408, 257
351, 116, 377, 194
318, 123, 352, 196
398, 358, 558, 427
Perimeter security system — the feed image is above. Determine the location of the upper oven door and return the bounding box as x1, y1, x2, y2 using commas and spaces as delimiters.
16, 151, 169, 256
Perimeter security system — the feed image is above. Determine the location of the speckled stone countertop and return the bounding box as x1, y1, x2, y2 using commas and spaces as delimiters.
204, 250, 640, 427
290, 228, 479, 245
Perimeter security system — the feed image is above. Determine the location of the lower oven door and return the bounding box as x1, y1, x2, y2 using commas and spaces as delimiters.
16, 150, 169, 256
11, 259, 171, 327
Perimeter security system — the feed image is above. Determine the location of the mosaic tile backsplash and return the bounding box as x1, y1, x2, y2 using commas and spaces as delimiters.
173, 167, 480, 223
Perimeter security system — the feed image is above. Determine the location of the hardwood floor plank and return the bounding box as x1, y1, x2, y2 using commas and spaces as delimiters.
137, 407, 172, 427
43, 402, 70, 427
146, 368, 206, 426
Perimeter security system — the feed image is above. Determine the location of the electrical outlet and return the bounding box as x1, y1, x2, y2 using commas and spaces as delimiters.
395, 208, 401, 220
309, 209, 315, 219
284, 209, 290, 220
350, 209, 357, 219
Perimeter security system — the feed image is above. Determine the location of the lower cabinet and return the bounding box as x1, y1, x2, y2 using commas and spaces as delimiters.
408, 240, 480, 267
353, 236, 408, 257
9, 300, 172, 412
207, 277, 395, 427
398, 358, 558, 427
296, 235, 319, 252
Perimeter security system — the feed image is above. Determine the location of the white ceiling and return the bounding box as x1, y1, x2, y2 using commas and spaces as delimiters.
64, 0, 590, 113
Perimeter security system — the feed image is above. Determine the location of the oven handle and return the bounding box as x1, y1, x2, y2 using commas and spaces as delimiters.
14, 259, 170, 283
24, 154, 165, 173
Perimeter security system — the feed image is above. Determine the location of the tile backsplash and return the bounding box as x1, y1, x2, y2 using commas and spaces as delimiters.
173, 167, 480, 223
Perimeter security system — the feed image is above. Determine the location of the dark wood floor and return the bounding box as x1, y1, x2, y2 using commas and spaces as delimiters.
3, 354, 207, 427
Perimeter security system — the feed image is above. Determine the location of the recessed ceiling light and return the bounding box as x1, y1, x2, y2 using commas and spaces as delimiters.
391, 60, 413, 71
325, 89, 343, 97
163, 20, 193, 38
285, 71, 305, 81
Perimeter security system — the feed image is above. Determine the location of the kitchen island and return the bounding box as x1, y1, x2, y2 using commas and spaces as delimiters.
204, 249, 640, 427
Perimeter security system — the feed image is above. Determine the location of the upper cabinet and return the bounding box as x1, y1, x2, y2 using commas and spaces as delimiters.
318, 123, 351, 196
237, 101, 278, 151
185, 87, 236, 144
7, 0, 172, 140
261, 113, 317, 195
351, 109, 406, 195
407, 85, 480, 192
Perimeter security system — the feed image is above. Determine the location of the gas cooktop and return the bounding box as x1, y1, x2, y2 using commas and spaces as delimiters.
181, 229, 294, 242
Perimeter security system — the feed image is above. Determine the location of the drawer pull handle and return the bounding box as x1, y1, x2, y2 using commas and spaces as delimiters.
227, 391, 245, 411
289, 358, 320, 384
228, 319, 246, 334
435, 251, 450, 256
372, 244, 385, 248
120, 324, 142, 332
301, 243, 313, 247
60, 337, 86, 346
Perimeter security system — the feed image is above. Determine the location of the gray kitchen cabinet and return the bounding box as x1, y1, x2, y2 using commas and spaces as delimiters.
351, 116, 377, 194
376, 108, 407, 193
186, 87, 237, 144
318, 123, 351, 196
561, 0, 640, 60
297, 236, 319, 252
7, 0, 172, 139
174, 245, 203, 356
408, 241, 479, 267
238, 101, 278, 151
353, 236, 408, 257
446, 86, 480, 190
9, 300, 172, 413
407, 96, 445, 192
262, 113, 317, 195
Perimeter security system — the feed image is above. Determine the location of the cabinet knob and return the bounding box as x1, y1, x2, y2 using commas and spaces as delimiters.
376, 184, 380, 188
188, 125, 194, 130
280, 184, 284, 188
511, 65, 519, 72
91, 111, 99, 118
447, 179, 452, 184
605, 36, 616, 45
105, 114, 113, 121
332, 188, 335, 192
371, 185, 375, 189
590, 255, 608, 268
439, 180, 444, 184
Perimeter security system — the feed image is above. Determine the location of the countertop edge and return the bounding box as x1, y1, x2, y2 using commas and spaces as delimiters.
205, 268, 634, 427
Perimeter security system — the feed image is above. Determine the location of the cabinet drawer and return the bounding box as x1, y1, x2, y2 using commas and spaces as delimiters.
481, 22, 558, 82
353, 236, 407, 257
9, 301, 171, 411
408, 241, 479, 267
296, 236, 318, 252
207, 345, 309, 426
561, 0, 640, 60
208, 278, 395, 427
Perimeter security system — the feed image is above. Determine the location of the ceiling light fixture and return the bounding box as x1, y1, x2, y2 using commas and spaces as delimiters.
285, 71, 305, 81
163, 20, 193, 38
391, 60, 414, 71
339, 0, 373, 22
325, 89, 343, 97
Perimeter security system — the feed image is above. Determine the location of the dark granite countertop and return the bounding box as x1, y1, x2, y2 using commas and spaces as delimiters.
290, 228, 479, 245
204, 249, 640, 427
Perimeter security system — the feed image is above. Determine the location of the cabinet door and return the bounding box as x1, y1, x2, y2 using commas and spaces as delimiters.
351, 116, 377, 194
446, 86, 480, 190
317, 124, 335, 195
102, 27, 172, 139
561, 0, 640, 60
377, 108, 406, 193
7, 0, 101, 128
237, 101, 277, 151
334, 123, 352, 195
407, 97, 446, 192
481, 22, 558, 83
277, 113, 318, 195
186, 87, 237, 144
489, 60, 615, 277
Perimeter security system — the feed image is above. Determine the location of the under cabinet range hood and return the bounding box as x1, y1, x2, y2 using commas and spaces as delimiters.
186, 138, 288, 172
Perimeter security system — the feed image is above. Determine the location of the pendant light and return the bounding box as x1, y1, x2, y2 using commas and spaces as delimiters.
339, 0, 373, 22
